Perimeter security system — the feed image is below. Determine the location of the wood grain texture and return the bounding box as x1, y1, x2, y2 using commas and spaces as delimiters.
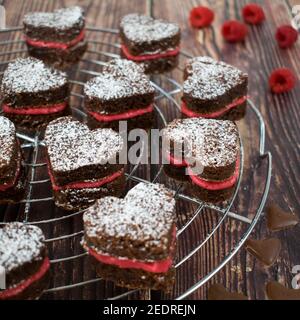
0, 0, 299, 300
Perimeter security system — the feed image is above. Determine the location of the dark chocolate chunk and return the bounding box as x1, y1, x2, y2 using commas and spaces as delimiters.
208, 284, 248, 300
266, 204, 299, 232
245, 238, 281, 267
266, 281, 300, 300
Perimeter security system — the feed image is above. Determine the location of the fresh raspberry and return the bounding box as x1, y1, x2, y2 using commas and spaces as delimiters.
269, 68, 296, 93
189, 6, 214, 28
221, 20, 248, 42
242, 3, 265, 25
275, 25, 298, 48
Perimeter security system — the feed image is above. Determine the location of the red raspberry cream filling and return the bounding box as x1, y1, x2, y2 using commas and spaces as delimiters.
121, 44, 180, 62
88, 104, 153, 122
2, 102, 67, 115
181, 96, 247, 118
88, 226, 176, 273
48, 167, 124, 191
0, 158, 21, 192
0, 257, 50, 300
25, 30, 85, 51
167, 153, 240, 190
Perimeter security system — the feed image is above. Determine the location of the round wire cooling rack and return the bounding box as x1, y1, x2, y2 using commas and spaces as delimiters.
0, 26, 272, 300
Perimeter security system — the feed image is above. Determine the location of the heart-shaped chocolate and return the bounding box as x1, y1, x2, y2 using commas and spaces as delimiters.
266, 281, 300, 300
0, 116, 16, 171
83, 182, 175, 259
163, 118, 239, 169
23, 6, 84, 31
1, 57, 67, 97
0, 222, 45, 273
120, 13, 180, 44
266, 204, 299, 232
183, 56, 248, 101
44, 116, 123, 174
208, 284, 248, 300
84, 58, 155, 102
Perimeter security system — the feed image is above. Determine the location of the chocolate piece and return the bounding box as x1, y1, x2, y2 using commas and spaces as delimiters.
82, 182, 176, 291
182, 56, 248, 120
245, 238, 281, 267
120, 13, 180, 73
23, 6, 87, 69
266, 281, 300, 300
0, 116, 25, 203
266, 204, 299, 232
0, 222, 50, 300
208, 284, 248, 300
44, 117, 125, 210
84, 59, 155, 130
162, 118, 240, 203
0, 57, 69, 130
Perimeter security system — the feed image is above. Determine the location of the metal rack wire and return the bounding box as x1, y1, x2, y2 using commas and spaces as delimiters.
0, 26, 272, 300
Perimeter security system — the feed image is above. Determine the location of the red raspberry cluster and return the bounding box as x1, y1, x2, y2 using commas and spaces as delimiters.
189, 3, 298, 94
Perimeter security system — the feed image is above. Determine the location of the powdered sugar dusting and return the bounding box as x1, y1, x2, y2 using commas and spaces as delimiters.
83, 182, 175, 249
0, 222, 45, 272
163, 118, 239, 167
23, 6, 84, 30
84, 58, 155, 101
0, 116, 16, 168
120, 13, 180, 43
1, 57, 67, 94
44, 117, 123, 172
183, 56, 248, 99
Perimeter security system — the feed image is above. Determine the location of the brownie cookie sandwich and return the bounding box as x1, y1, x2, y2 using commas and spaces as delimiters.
84, 59, 155, 131
162, 118, 240, 203
44, 117, 125, 211
0, 222, 50, 300
0, 116, 25, 204
0, 57, 69, 130
182, 56, 248, 121
82, 182, 176, 291
23, 6, 87, 69
120, 13, 180, 73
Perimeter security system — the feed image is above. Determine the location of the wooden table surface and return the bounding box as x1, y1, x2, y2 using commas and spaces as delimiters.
0, 0, 299, 300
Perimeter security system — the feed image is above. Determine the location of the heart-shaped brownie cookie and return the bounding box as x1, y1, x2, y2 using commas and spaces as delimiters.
0, 222, 45, 273
23, 6, 84, 32
0, 116, 16, 171
183, 56, 248, 101
83, 182, 175, 260
120, 13, 180, 45
44, 116, 123, 175
1, 57, 67, 99
163, 117, 239, 169
84, 59, 155, 102
0, 222, 50, 300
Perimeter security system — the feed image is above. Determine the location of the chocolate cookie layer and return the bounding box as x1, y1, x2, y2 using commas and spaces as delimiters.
93, 258, 175, 292
0, 222, 50, 300
23, 6, 87, 69
182, 56, 248, 120
0, 57, 69, 130
120, 13, 180, 73
53, 171, 126, 211
0, 116, 26, 203
82, 182, 176, 291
